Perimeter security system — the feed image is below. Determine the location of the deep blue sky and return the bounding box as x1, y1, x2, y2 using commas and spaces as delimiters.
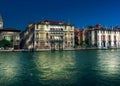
0, 0, 120, 31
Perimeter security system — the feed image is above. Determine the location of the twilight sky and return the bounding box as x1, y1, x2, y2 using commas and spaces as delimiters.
0, 0, 120, 31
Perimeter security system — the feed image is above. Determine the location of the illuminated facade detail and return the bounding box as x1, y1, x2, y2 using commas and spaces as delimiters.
88, 24, 120, 49
21, 20, 75, 51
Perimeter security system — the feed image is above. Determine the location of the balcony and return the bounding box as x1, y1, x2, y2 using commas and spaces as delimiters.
49, 39, 63, 43
50, 33, 64, 36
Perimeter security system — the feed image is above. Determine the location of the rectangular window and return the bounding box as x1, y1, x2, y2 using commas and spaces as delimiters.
97, 36, 99, 40
114, 36, 116, 40
103, 35, 105, 40
101, 36, 102, 40
108, 35, 111, 40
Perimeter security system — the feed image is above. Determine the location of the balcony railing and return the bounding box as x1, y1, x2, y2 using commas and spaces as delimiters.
50, 34, 64, 36
49, 39, 64, 43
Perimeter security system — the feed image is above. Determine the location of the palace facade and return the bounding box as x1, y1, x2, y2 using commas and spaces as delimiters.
87, 24, 120, 49
21, 20, 75, 51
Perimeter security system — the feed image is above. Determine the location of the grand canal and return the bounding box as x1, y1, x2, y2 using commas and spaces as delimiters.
0, 50, 120, 86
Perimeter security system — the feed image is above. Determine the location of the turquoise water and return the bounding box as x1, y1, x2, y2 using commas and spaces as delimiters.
0, 50, 120, 86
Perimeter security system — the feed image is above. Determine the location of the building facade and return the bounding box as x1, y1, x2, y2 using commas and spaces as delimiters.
87, 24, 120, 49
74, 28, 81, 45
0, 28, 21, 49
21, 20, 75, 51
0, 16, 20, 50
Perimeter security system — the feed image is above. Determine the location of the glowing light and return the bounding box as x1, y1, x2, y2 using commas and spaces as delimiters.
0, 53, 21, 85
33, 52, 77, 85
97, 52, 120, 77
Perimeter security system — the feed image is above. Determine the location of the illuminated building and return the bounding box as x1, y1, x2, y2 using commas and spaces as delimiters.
21, 20, 75, 51
0, 29, 20, 49
87, 24, 120, 49
0, 16, 20, 50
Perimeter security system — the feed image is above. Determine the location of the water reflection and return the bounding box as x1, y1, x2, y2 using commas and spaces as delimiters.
97, 50, 120, 78
0, 52, 21, 86
33, 51, 77, 86
1, 50, 120, 86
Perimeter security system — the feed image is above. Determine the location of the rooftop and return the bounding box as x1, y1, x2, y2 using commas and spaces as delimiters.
88, 24, 120, 31
0, 28, 21, 32
36, 20, 73, 26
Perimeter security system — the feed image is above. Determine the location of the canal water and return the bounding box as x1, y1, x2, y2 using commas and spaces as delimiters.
0, 50, 120, 86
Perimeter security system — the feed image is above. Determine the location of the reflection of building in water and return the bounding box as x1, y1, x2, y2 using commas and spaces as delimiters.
21, 20, 75, 51
33, 51, 77, 85
0, 54, 21, 85
97, 53, 120, 77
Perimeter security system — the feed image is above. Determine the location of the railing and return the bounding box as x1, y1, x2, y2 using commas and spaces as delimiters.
49, 39, 64, 43
50, 34, 64, 36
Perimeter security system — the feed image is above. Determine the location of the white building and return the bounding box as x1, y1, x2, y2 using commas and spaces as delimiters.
88, 24, 120, 49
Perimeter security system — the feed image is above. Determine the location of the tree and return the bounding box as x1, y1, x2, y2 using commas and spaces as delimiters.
0, 39, 13, 49
81, 41, 87, 47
